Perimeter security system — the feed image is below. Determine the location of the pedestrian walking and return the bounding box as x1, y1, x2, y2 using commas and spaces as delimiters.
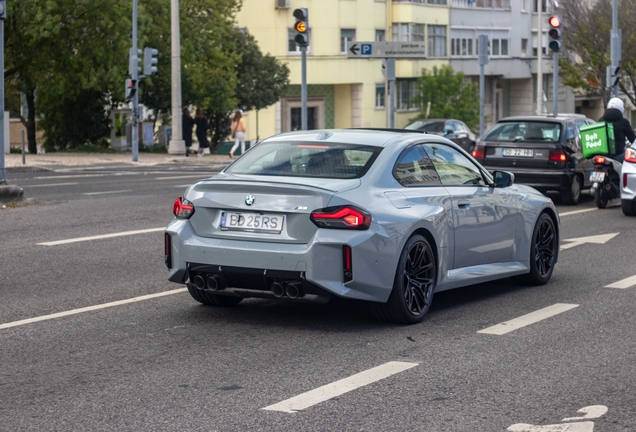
182, 108, 195, 157
194, 108, 210, 158
229, 111, 247, 159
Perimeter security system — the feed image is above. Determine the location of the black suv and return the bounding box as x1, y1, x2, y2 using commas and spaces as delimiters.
472, 115, 596, 205
404, 119, 476, 153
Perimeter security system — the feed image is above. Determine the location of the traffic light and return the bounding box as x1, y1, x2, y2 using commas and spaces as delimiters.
478, 34, 490, 66
143, 48, 158, 76
129, 48, 142, 77
293, 8, 309, 46
548, 15, 562, 52
125, 79, 137, 100
607, 65, 621, 88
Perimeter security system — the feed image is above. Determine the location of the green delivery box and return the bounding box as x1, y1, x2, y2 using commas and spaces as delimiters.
580, 122, 615, 158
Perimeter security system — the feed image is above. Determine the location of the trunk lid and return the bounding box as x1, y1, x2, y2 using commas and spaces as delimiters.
185, 175, 361, 244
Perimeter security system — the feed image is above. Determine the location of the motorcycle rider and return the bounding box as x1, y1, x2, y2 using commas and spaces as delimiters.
599, 97, 635, 162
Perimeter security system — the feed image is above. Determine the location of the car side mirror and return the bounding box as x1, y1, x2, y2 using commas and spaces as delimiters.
492, 170, 514, 188
456, 132, 468, 139
444, 129, 453, 136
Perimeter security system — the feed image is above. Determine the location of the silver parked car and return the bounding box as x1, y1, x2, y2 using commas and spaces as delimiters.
165, 129, 560, 324
621, 144, 636, 216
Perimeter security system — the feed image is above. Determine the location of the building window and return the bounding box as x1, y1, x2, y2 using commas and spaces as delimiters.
376, 84, 385, 109
375, 29, 385, 41
521, 0, 528, 12
288, 28, 311, 53
521, 38, 528, 56
393, 0, 447, 3
427, 25, 447, 57
475, 0, 510, 7
340, 29, 356, 54
532, 31, 547, 56
396, 79, 419, 111
451, 37, 473, 57
392, 23, 424, 42
533, 0, 546, 12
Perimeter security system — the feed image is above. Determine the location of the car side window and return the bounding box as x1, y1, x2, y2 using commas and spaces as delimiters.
393, 145, 441, 187
421, 143, 486, 186
450, 121, 464, 132
444, 121, 456, 133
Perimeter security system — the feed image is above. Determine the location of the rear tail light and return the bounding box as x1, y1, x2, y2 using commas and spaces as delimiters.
472, 145, 486, 159
625, 148, 636, 163
164, 233, 172, 269
310, 206, 371, 230
548, 149, 567, 162
343, 245, 353, 282
173, 197, 195, 219
594, 155, 607, 165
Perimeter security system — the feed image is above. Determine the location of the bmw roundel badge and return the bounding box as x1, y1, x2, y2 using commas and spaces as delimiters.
245, 195, 255, 206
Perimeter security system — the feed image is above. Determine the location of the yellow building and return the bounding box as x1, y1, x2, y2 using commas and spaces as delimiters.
235, 0, 450, 142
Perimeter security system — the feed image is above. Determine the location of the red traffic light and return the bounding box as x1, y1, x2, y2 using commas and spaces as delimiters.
548, 15, 561, 28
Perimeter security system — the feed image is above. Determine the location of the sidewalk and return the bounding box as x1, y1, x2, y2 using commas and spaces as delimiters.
3, 152, 235, 171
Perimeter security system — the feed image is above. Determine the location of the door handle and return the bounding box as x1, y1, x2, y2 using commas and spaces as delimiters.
457, 200, 470, 208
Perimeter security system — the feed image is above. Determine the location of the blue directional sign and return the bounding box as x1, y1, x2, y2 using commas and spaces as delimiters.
361, 44, 373, 55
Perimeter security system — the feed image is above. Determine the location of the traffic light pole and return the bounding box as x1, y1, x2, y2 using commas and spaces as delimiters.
610, 0, 620, 98
0, 7, 5, 184
553, 53, 559, 116
131, 0, 139, 163
301, 46, 307, 131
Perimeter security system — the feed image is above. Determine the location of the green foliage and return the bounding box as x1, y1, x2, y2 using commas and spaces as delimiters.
560, 0, 636, 107
412, 65, 479, 131
67, 144, 116, 154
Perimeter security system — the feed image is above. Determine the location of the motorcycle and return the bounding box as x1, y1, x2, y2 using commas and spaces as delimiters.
589, 154, 622, 208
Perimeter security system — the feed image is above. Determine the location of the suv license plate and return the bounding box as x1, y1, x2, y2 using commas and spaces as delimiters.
221, 212, 284, 233
502, 148, 533, 157
590, 172, 606, 182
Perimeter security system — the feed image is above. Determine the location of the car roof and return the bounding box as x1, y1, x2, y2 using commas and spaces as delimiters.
262, 128, 435, 148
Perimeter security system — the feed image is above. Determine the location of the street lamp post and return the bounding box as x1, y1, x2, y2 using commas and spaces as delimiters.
0, 1, 6, 184
168, 0, 185, 155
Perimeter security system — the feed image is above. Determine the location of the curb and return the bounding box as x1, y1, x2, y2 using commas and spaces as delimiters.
6, 166, 53, 173
0, 185, 24, 202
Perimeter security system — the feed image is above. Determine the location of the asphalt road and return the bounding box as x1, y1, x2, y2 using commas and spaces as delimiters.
1, 164, 635, 431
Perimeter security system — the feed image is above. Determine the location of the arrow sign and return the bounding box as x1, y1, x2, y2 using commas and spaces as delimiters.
560, 233, 619, 250
349, 44, 359, 55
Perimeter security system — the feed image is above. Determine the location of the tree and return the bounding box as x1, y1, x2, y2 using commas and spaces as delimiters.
412, 65, 479, 131
560, 0, 636, 107
5, 0, 130, 151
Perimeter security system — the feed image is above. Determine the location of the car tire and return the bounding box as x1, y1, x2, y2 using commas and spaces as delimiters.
512, 213, 557, 286
594, 187, 609, 209
622, 199, 636, 216
186, 283, 243, 307
373, 234, 436, 324
561, 175, 581, 205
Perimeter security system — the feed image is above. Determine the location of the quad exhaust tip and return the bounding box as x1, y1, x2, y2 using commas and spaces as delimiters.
206, 276, 220, 291
192, 275, 205, 291
285, 282, 301, 299
270, 282, 285, 298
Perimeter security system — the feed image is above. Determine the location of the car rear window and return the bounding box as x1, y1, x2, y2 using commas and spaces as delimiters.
483, 121, 562, 143
226, 142, 382, 179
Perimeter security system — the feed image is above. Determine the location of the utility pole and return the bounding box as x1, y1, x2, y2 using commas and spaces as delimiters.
168, 0, 185, 155
131, 0, 139, 163
478, 34, 489, 137
0, 0, 6, 184
301, 45, 307, 130
610, 0, 621, 98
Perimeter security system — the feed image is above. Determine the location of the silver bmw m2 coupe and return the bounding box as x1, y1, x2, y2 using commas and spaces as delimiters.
165, 129, 560, 324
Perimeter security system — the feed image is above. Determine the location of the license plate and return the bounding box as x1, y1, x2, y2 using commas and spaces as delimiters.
221, 212, 284, 233
590, 171, 606, 182
502, 148, 533, 157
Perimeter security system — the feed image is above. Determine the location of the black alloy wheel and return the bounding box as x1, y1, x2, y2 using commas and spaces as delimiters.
622, 199, 636, 216
513, 213, 557, 285
374, 235, 436, 324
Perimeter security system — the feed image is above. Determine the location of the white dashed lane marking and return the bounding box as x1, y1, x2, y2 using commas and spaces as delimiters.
559, 208, 597, 217
262, 361, 419, 413
38, 227, 165, 246
23, 182, 80, 188
605, 275, 636, 289
154, 174, 211, 180
0, 289, 187, 330
83, 190, 131, 196
478, 303, 579, 335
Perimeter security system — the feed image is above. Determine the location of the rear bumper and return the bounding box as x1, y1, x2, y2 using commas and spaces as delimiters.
164, 219, 399, 303
482, 166, 574, 191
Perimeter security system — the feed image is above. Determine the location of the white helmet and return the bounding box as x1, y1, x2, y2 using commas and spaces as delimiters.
607, 97, 624, 113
